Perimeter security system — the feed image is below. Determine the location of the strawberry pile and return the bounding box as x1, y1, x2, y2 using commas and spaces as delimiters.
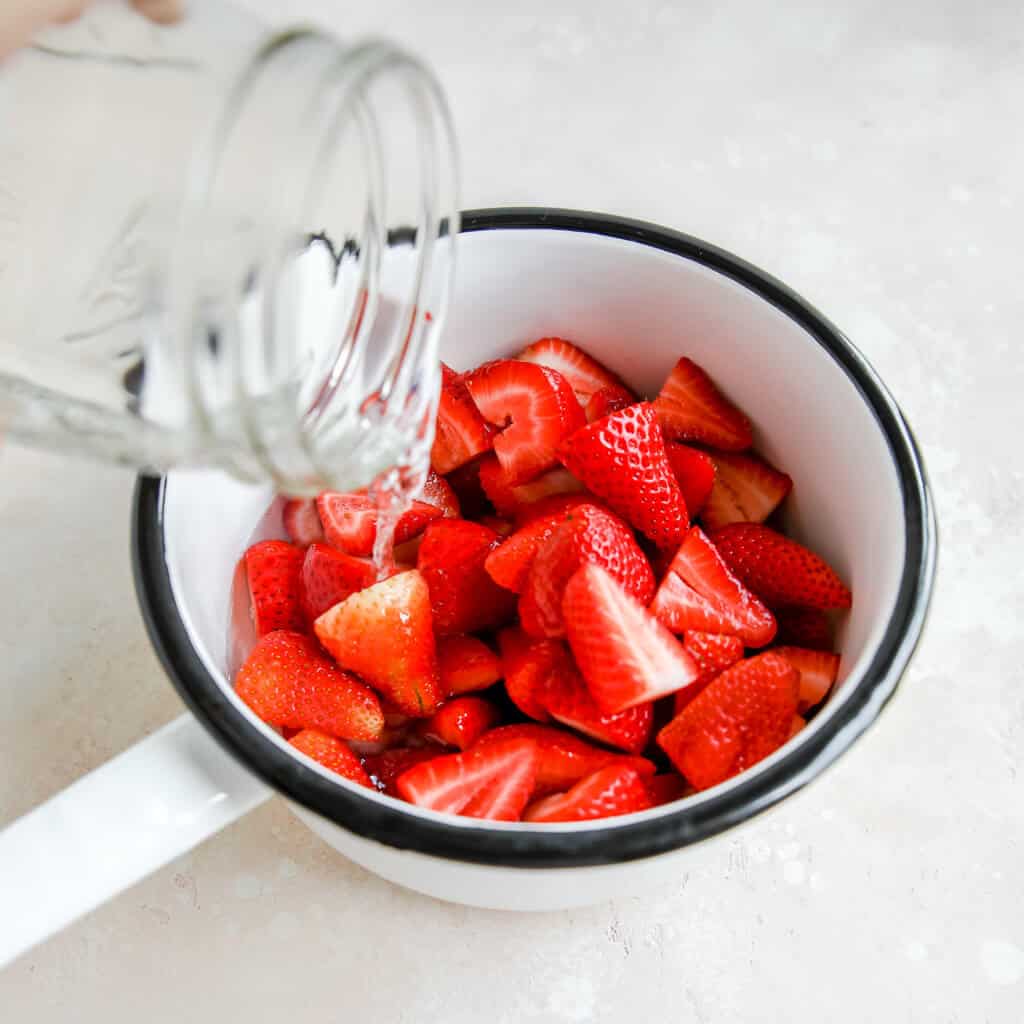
236, 338, 851, 824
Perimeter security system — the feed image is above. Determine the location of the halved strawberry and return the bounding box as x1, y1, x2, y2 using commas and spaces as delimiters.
478, 456, 585, 519
244, 540, 306, 636
314, 570, 442, 717
420, 469, 461, 518
559, 403, 689, 549
711, 523, 852, 610
563, 563, 700, 714
645, 773, 690, 806
396, 737, 537, 819
774, 606, 834, 651
653, 356, 753, 451
463, 360, 585, 484
700, 451, 792, 532
364, 743, 447, 796
431, 363, 494, 474
282, 498, 325, 546
235, 630, 384, 741
773, 646, 840, 711
437, 634, 502, 695
288, 729, 373, 787
417, 519, 517, 635
517, 337, 630, 403
299, 542, 377, 622
665, 444, 716, 518
585, 385, 635, 422
674, 630, 745, 712
657, 651, 799, 790
650, 526, 776, 646
316, 492, 442, 557
497, 626, 557, 722
418, 696, 502, 750
460, 744, 540, 821
523, 764, 652, 823
519, 503, 655, 639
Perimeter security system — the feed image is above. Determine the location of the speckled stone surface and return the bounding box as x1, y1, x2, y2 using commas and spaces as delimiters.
2, 0, 1022, 1019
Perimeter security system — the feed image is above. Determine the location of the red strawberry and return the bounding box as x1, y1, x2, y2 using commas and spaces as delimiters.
478, 515, 515, 537
774, 606, 834, 651
497, 626, 557, 722
299, 543, 377, 622
563, 563, 700, 714
700, 451, 792, 532
364, 744, 447, 796
420, 469, 461, 518
460, 744, 540, 821
650, 526, 776, 646
396, 737, 538, 820
773, 646, 840, 711
431, 363, 494, 474
585, 385, 635, 422
674, 630, 745, 712
645, 773, 690, 806
519, 503, 655, 639
235, 630, 384, 741
478, 456, 585, 518
523, 764, 652, 823
665, 444, 717, 518
711, 523, 852, 610
789, 715, 807, 738
282, 498, 324, 546
417, 519, 517, 635
517, 336, 630, 403
513, 492, 592, 527
418, 696, 502, 750
316, 492, 442, 557
314, 570, 442, 717
476, 723, 656, 798
463, 360, 585, 484
559, 402, 690, 549
437, 634, 502, 695
477, 454, 520, 517
288, 729, 373, 788
244, 540, 305, 636
653, 356, 753, 450
657, 651, 799, 790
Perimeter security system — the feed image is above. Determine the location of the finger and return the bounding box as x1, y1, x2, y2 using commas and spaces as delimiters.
0, 0, 87, 58
130, 0, 184, 25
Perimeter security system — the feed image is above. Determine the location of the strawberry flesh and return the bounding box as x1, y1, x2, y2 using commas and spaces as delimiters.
289, 729, 373, 787
665, 444, 717, 518
420, 469, 461, 518
517, 337, 630, 403
437, 634, 502, 695
316, 492, 442, 557
700, 450, 792, 532
773, 645, 840, 711
282, 498, 325, 546
523, 764, 652, 822
653, 356, 753, 450
299, 542, 378, 623
431, 363, 494, 474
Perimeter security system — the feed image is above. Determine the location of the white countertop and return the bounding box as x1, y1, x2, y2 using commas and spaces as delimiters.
2, 0, 1022, 1019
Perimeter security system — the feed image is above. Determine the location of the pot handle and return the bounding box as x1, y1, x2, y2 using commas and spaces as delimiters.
0, 713, 270, 967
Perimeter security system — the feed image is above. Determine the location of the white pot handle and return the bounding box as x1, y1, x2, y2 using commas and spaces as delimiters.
0, 713, 270, 967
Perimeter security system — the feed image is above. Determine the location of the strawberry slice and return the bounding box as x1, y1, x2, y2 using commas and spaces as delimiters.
645, 773, 690, 806
711, 523, 852, 610
497, 626, 557, 722
288, 729, 373, 788
657, 651, 799, 790
235, 630, 384, 741
282, 498, 325, 546
463, 360, 586, 485
650, 526, 776, 646
774, 606, 834, 651
363, 744, 447, 796
316, 492, 442, 557
461, 746, 539, 821
563, 563, 700, 714
244, 540, 306, 636
299, 542, 378, 622
396, 737, 538, 819
477, 454, 520, 517
474, 723, 656, 798
418, 696, 502, 750
420, 469, 461, 518
478, 456, 586, 519
700, 451, 792, 532
417, 519, 517, 635
523, 764, 652, 823
773, 646, 840, 711
665, 444, 717, 518
674, 630, 745, 712
517, 337, 630, 403
559, 402, 689, 549
437, 634, 502, 695
314, 570, 442, 717
585, 385, 635, 422
431, 363, 494, 474
653, 356, 753, 451
519, 503, 655, 639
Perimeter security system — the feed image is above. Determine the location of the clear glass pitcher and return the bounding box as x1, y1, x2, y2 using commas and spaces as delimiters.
0, 1, 459, 494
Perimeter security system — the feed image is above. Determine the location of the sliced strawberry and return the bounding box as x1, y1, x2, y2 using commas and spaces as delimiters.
288, 729, 373, 788
653, 356, 753, 451
665, 444, 716, 518
559, 402, 689, 549
420, 469, 461, 518
674, 630, 745, 712
497, 626, 557, 722
396, 737, 537, 818
513, 492, 592, 527
519, 503, 655, 639
478, 456, 585, 519
657, 651, 799, 790
431, 363, 494, 474
563, 563, 700, 714
419, 696, 502, 750
523, 764, 652, 823
444, 457, 492, 521
585, 385, 635, 422
417, 519, 517, 635
314, 570, 442, 717
244, 540, 306, 636
774, 606, 834, 651
517, 337, 630, 403
477, 453, 520, 517
364, 744, 447, 796
711, 523, 852, 610
316, 492, 442, 557
463, 360, 585, 485
773, 646, 840, 711
437, 634, 502, 695
282, 498, 325, 547
299, 542, 377, 622
235, 630, 384, 741
645, 773, 690, 806
650, 526, 776, 646
461, 746, 538, 821
700, 451, 792, 532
